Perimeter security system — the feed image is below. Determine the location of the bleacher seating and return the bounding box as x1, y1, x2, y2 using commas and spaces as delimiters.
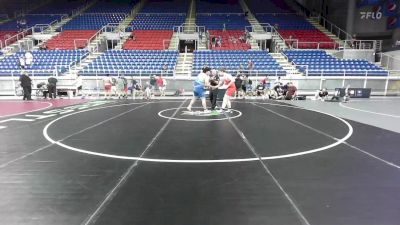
141, 0, 189, 13
284, 50, 388, 76
80, 50, 179, 76
30, 0, 86, 14
128, 14, 186, 31
123, 30, 173, 50
62, 14, 126, 30
246, 0, 292, 13
279, 30, 338, 49
192, 50, 286, 76
46, 30, 97, 50
196, 0, 243, 13
256, 14, 315, 30
84, 1, 136, 14
196, 14, 250, 30
0, 50, 89, 76
0, 31, 18, 47
256, 14, 337, 49
0, 15, 63, 31
208, 30, 250, 50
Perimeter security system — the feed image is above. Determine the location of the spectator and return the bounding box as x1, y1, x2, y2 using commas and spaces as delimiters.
39, 42, 48, 50
314, 88, 328, 101
256, 82, 266, 99
103, 74, 112, 99
285, 82, 297, 100
143, 82, 152, 100
157, 75, 166, 97
117, 75, 127, 99
19, 72, 32, 100
74, 74, 84, 98
25, 51, 33, 68
247, 59, 254, 75
47, 76, 58, 99
18, 56, 26, 69
130, 78, 141, 100
234, 75, 243, 99
149, 75, 157, 97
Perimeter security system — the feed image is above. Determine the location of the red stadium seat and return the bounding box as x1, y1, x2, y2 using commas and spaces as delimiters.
123, 30, 173, 50
46, 30, 97, 50
279, 30, 337, 49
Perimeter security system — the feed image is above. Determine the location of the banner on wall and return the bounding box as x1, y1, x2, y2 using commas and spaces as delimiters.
358, 0, 400, 29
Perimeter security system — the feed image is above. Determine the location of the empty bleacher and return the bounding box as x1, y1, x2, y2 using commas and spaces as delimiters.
123, 30, 173, 50
196, 0, 243, 13
30, 0, 86, 15
62, 14, 126, 30
246, 0, 292, 13
80, 50, 179, 76
196, 14, 250, 30
140, 0, 189, 13
192, 50, 286, 76
0, 50, 89, 76
46, 30, 97, 50
128, 14, 186, 31
208, 30, 250, 50
284, 50, 388, 76
0, 14, 63, 31
84, 1, 136, 14
0, 31, 18, 47
256, 14, 336, 49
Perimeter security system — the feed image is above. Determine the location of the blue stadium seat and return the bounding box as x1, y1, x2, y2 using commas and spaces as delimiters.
80, 50, 179, 76
284, 50, 388, 76
192, 50, 286, 76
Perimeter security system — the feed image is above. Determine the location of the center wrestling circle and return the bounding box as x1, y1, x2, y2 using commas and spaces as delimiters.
43, 101, 353, 163
158, 107, 242, 121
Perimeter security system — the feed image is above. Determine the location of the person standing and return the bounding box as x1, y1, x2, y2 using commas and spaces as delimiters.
157, 75, 166, 97
103, 74, 113, 99
19, 72, 32, 100
74, 74, 84, 98
208, 69, 220, 111
25, 51, 33, 68
19, 56, 26, 69
47, 76, 58, 99
186, 67, 211, 112
219, 68, 236, 112
116, 75, 126, 99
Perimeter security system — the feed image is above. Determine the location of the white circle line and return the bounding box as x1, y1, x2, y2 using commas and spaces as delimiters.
158, 108, 242, 121
43, 102, 353, 163
0, 101, 53, 118
339, 102, 400, 118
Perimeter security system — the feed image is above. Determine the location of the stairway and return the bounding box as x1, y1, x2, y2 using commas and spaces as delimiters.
270, 53, 303, 76
240, 0, 288, 51
47, 1, 98, 34
114, 0, 147, 50
306, 18, 346, 48
63, 52, 103, 77
174, 53, 194, 77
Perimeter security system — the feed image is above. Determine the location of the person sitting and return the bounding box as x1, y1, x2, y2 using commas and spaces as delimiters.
256, 82, 266, 98
285, 82, 297, 100
315, 88, 328, 101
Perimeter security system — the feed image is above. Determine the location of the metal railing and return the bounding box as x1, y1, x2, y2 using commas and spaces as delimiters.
3, 71, 400, 97
4, 27, 32, 47
310, 15, 352, 41
379, 53, 400, 70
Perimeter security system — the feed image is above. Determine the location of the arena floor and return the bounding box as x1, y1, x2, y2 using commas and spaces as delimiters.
0, 98, 399, 225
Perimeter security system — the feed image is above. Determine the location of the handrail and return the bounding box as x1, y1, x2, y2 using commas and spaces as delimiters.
310, 15, 352, 41
4, 27, 33, 47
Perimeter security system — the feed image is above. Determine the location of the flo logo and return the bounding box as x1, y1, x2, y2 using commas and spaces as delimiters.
360, 11, 383, 19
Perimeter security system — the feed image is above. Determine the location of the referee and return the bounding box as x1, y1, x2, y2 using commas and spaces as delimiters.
209, 69, 220, 111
